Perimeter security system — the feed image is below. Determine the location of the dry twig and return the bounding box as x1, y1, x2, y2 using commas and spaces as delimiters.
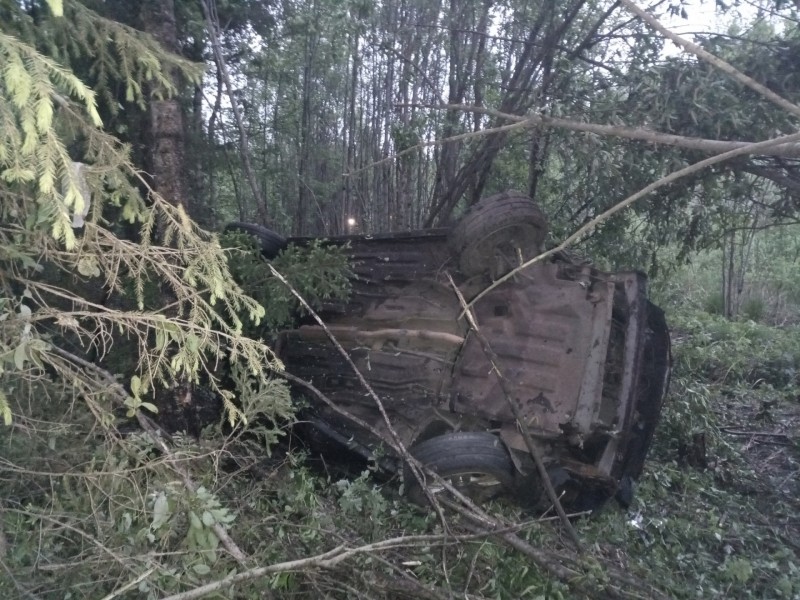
446, 274, 583, 551
44, 346, 250, 566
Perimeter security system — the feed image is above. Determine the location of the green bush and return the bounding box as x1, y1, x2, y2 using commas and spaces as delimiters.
740, 295, 766, 322
703, 291, 726, 316
670, 309, 800, 388
220, 232, 352, 331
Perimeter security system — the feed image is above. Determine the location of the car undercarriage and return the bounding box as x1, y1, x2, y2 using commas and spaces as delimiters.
229, 191, 671, 509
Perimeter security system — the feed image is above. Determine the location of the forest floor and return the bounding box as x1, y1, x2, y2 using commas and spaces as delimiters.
717, 391, 800, 551
572, 316, 800, 600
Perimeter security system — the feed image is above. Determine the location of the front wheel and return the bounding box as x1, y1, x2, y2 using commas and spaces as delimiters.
405, 432, 515, 505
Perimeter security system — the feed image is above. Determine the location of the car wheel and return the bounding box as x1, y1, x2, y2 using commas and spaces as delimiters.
406, 432, 515, 505
225, 222, 288, 258
449, 191, 548, 277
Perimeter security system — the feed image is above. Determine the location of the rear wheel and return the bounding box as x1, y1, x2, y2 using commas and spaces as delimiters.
225, 222, 287, 258
406, 432, 515, 505
449, 191, 548, 278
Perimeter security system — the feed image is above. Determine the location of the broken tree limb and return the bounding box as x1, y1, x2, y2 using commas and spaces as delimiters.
620, 0, 800, 121
430, 104, 800, 158
464, 129, 800, 315
45, 345, 250, 566
446, 273, 583, 552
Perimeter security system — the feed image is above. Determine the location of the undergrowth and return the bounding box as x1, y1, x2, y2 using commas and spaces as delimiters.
3, 231, 799, 598
600, 302, 800, 599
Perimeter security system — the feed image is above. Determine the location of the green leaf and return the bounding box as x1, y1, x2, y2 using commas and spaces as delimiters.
155, 329, 167, 351
186, 334, 199, 353
0, 391, 12, 426
77, 256, 101, 278
13, 341, 27, 370
44, 0, 63, 16
724, 558, 753, 584
130, 375, 141, 397
192, 563, 211, 575
151, 492, 169, 530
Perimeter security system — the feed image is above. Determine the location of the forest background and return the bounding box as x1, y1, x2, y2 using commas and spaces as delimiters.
1, 0, 799, 598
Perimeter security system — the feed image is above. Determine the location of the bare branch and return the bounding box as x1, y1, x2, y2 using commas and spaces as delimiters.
420, 103, 800, 158
465, 130, 800, 313
99, 568, 157, 600
157, 529, 525, 600
620, 0, 800, 119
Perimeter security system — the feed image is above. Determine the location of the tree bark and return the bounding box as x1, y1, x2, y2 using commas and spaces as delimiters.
140, 0, 189, 209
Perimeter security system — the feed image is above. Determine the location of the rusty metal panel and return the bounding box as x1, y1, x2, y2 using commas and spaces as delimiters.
448, 263, 606, 435
596, 272, 648, 476
571, 279, 615, 436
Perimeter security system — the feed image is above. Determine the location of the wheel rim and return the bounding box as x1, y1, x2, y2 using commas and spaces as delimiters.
427, 471, 507, 503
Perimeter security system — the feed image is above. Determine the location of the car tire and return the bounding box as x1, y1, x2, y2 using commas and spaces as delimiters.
405, 431, 515, 505
225, 222, 288, 258
449, 191, 548, 277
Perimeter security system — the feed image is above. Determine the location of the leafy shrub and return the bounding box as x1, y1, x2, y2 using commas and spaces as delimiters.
221, 232, 352, 331
581, 464, 800, 600
671, 309, 800, 388
703, 291, 725, 316
739, 295, 766, 322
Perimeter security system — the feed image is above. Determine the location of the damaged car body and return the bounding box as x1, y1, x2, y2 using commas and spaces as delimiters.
230, 191, 671, 510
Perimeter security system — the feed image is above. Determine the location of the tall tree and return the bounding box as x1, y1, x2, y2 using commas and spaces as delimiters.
140, 0, 190, 209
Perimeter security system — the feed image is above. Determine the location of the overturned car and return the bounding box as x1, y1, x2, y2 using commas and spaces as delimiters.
229, 191, 671, 509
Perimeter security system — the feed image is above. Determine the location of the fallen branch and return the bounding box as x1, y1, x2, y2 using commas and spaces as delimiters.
99, 567, 157, 600
447, 273, 583, 551
45, 346, 250, 566
721, 428, 793, 442
464, 129, 800, 314
157, 529, 528, 600
721, 428, 795, 447
427, 103, 800, 158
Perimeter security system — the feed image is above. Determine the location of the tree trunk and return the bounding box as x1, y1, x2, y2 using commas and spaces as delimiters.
297, 28, 316, 235
140, 0, 189, 210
